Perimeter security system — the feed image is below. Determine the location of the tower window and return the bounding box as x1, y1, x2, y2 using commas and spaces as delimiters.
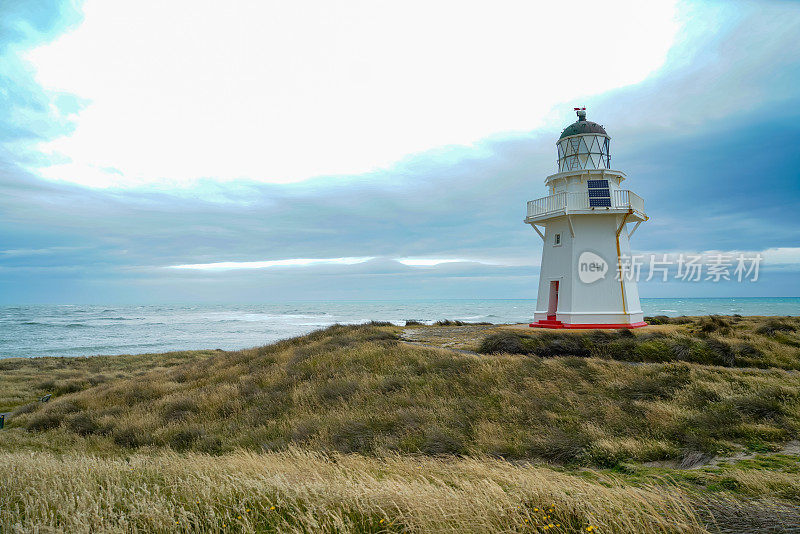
554, 233, 562, 246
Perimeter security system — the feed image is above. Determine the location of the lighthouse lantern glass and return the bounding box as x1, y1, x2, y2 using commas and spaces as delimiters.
557, 135, 611, 172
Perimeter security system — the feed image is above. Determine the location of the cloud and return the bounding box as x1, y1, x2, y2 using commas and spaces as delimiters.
0, 246, 86, 257
396, 258, 500, 267
1, 1, 799, 303
0, 2, 83, 149
762, 248, 800, 266
23, 0, 679, 187
168, 257, 375, 271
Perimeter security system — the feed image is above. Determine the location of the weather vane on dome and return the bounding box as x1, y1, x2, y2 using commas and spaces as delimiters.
573, 106, 587, 120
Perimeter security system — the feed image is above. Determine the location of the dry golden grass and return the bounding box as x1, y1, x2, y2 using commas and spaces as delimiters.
0, 448, 763, 534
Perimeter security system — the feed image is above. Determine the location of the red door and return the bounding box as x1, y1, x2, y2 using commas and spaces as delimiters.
547, 280, 559, 320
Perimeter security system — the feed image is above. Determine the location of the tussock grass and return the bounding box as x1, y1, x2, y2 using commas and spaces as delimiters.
1, 317, 800, 532
3, 449, 798, 533
0, 448, 765, 533
433, 319, 493, 326
481, 316, 800, 370
0, 349, 217, 415
2, 321, 799, 465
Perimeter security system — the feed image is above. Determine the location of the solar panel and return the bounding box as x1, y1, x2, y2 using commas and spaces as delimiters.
589, 197, 612, 207
588, 188, 610, 198
587, 179, 609, 189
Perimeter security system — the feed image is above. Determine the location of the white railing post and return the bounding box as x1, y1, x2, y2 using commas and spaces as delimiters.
613, 189, 629, 209
628, 191, 644, 214
527, 192, 567, 218
529, 189, 645, 220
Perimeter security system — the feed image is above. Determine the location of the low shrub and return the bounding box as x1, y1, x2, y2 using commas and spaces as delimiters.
617, 365, 692, 400
66, 413, 100, 436
168, 427, 204, 451
88, 374, 109, 386
26, 412, 63, 432
331, 420, 373, 453
12, 402, 39, 416
534, 334, 590, 357
54, 379, 90, 395
644, 315, 693, 325
756, 319, 796, 336
691, 338, 736, 367
421, 427, 465, 456
597, 337, 638, 360
38, 379, 56, 390
112, 426, 148, 448
26, 399, 82, 432
478, 333, 529, 354
317, 379, 360, 402
161, 398, 199, 422
526, 428, 590, 463
434, 320, 466, 326
644, 315, 671, 325
698, 315, 731, 334
633, 339, 674, 363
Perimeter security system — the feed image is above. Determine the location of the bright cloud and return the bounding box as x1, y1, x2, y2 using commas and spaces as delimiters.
168, 257, 374, 271
397, 258, 496, 267
761, 248, 800, 265
25, 0, 679, 188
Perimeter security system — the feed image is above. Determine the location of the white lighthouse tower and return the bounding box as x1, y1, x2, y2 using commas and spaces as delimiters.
525, 108, 648, 329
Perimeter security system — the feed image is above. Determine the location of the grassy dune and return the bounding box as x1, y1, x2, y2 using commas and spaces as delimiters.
1, 316, 799, 532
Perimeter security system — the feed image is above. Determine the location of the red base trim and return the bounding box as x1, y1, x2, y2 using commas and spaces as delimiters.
529, 321, 648, 330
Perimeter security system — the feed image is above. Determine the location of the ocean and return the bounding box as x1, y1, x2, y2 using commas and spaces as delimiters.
1, 298, 798, 359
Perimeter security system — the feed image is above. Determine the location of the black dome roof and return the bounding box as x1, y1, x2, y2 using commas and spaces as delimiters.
559, 110, 607, 139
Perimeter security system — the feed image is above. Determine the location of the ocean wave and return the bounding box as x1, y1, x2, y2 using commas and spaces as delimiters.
210, 313, 335, 323
20, 321, 91, 328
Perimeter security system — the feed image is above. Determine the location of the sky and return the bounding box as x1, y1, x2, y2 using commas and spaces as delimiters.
1, 0, 799, 304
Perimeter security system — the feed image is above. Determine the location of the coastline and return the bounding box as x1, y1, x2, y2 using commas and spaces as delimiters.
2, 299, 799, 358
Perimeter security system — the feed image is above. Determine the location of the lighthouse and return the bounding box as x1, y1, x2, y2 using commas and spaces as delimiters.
525, 108, 648, 329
